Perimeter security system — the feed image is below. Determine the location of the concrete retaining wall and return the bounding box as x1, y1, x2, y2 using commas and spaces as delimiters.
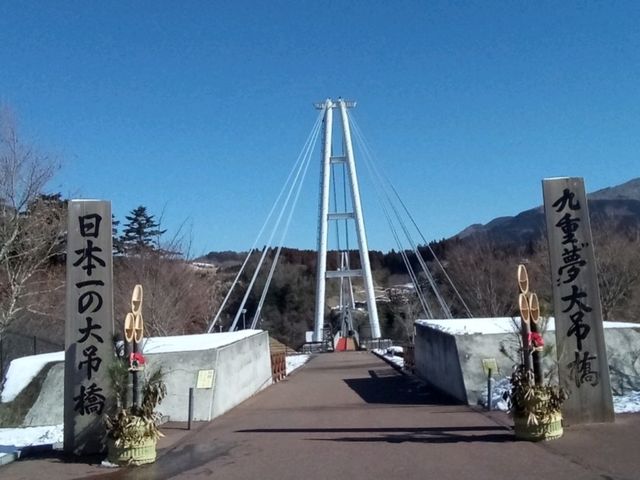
414, 323, 467, 403
23, 363, 64, 426
211, 330, 272, 418
12, 331, 272, 426
144, 348, 219, 422
414, 320, 640, 405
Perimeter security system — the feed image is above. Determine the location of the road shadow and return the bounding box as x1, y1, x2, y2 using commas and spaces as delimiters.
343, 369, 463, 406
237, 426, 510, 434
309, 431, 513, 444
237, 425, 513, 444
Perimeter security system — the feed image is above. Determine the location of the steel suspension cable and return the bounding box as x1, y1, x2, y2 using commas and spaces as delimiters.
250, 125, 318, 328
350, 116, 451, 317
356, 132, 434, 318
207, 108, 324, 332
382, 199, 434, 318
386, 180, 473, 318
350, 115, 471, 317
231, 114, 323, 330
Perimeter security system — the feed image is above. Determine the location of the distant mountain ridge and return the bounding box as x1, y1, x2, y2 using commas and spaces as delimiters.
455, 177, 640, 244
589, 178, 640, 201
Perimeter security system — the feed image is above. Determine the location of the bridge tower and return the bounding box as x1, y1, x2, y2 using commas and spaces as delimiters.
313, 98, 381, 342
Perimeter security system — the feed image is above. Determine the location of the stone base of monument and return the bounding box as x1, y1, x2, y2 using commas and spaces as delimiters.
513, 412, 563, 441
106, 436, 157, 466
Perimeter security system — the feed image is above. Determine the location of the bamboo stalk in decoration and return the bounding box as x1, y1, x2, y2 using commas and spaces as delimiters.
518, 292, 533, 378
124, 285, 145, 409
528, 292, 544, 386
510, 264, 565, 441
517, 264, 529, 295
105, 283, 166, 465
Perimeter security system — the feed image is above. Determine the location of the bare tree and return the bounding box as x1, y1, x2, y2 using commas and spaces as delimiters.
113, 224, 219, 337
0, 110, 65, 337
386, 288, 419, 341
592, 220, 640, 321
443, 236, 516, 317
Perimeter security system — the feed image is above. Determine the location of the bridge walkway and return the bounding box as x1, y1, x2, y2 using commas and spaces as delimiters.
3, 351, 638, 479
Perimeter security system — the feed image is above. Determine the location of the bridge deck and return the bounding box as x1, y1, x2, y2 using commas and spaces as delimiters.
2, 352, 638, 479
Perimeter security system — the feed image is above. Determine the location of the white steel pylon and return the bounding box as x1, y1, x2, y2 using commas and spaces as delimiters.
313, 98, 381, 341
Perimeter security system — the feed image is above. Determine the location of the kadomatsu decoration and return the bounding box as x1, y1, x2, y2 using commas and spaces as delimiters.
104, 285, 167, 465
509, 265, 567, 441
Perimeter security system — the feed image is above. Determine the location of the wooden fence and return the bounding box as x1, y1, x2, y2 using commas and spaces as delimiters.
271, 351, 286, 382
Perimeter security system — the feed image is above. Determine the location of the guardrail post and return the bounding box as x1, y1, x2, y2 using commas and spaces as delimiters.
187, 387, 194, 430
487, 368, 493, 412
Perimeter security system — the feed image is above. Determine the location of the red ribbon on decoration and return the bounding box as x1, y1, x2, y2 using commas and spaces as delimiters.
130, 352, 146, 365
528, 332, 544, 349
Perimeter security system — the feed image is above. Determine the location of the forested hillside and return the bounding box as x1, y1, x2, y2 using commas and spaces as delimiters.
202, 211, 640, 348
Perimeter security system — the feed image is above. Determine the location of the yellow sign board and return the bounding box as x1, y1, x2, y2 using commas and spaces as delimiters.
196, 369, 215, 389
481, 358, 498, 376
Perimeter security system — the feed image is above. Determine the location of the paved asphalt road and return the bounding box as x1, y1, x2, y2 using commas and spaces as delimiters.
2, 352, 639, 479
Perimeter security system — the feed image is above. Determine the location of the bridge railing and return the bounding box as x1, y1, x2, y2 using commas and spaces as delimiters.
301, 341, 332, 354
403, 342, 415, 374
359, 338, 393, 351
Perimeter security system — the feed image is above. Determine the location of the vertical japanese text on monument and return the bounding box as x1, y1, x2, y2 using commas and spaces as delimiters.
72, 213, 106, 415
552, 188, 598, 388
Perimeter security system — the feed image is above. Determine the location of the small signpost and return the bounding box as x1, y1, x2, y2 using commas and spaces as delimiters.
543, 177, 614, 424
64, 200, 114, 455
482, 358, 498, 411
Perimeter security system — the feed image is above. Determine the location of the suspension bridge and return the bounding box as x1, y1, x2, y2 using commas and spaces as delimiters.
207, 98, 471, 347
3, 100, 639, 480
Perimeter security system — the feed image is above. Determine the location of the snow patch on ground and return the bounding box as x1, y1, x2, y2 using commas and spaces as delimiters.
373, 348, 405, 369
0, 424, 62, 448
386, 346, 404, 355
478, 377, 640, 414
286, 354, 310, 375
478, 377, 512, 411
613, 391, 640, 413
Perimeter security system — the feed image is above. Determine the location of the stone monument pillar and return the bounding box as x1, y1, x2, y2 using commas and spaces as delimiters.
64, 200, 115, 455
542, 177, 614, 425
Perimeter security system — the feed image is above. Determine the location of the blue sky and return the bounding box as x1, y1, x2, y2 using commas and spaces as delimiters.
1, 2, 639, 255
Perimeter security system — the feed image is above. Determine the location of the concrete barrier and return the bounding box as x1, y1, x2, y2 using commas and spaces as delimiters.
414, 323, 468, 403
4, 330, 272, 426
23, 363, 64, 426
414, 318, 640, 405
209, 330, 272, 419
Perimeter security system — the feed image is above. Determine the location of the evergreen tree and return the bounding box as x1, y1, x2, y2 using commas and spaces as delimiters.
120, 206, 166, 252
112, 214, 124, 255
